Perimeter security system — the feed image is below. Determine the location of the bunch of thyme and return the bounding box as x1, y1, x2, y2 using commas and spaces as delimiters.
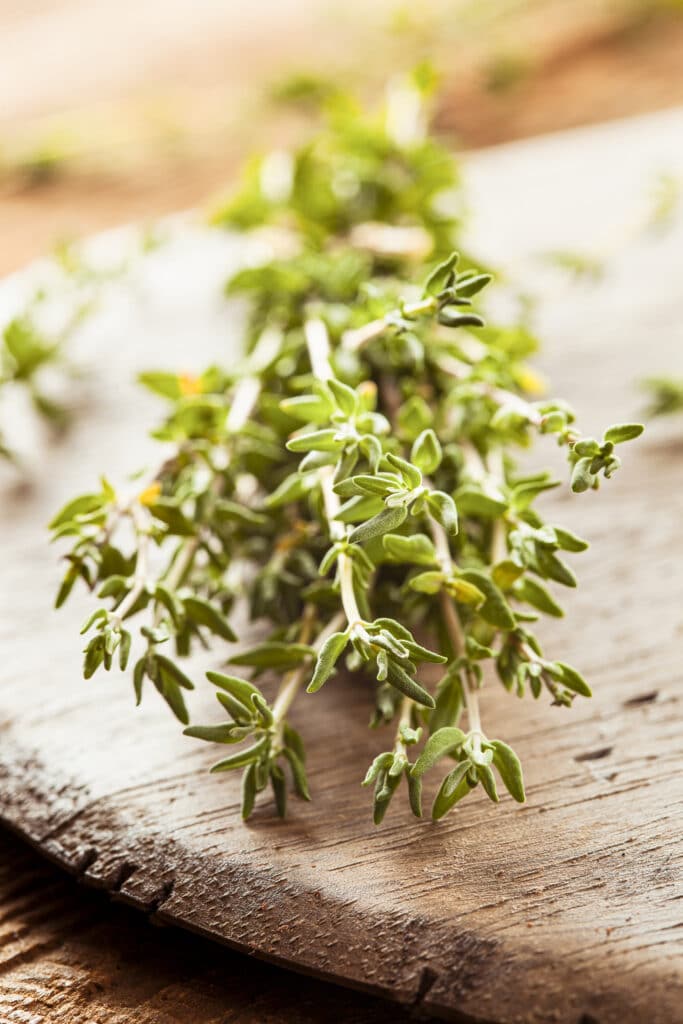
51, 77, 643, 823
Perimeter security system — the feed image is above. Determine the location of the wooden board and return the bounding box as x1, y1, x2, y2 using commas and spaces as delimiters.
0, 825, 431, 1023
1, 110, 683, 1024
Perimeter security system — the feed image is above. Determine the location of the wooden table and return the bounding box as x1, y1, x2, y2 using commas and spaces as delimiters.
1, 109, 682, 1023
0, 825, 428, 1023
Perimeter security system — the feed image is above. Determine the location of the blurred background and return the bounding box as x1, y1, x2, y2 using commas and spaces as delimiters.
2, 0, 683, 275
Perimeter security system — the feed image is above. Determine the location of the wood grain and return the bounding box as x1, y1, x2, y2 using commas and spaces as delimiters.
1, 110, 682, 1024
0, 825, 429, 1023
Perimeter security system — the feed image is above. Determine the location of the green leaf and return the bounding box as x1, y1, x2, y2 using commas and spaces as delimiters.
553, 527, 589, 552
133, 657, 146, 705
270, 764, 288, 818
49, 493, 105, 530
287, 428, 342, 453
307, 631, 349, 692
147, 498, 195, 536
490, 740, 525, 802
431, 762, 472, 820
336, 494, 385, 523
138, 370, 184, 400
412, 727, 466, 778
280, 392, 334, 423
97, 575, 130, 600
372, 767, 402, 825
252, 693, 274, 728
406, 768, 422, 818
573, 438, 600, 457
454, 486, 507, 518
430, 674, 463, 734
437, 309, 485, 329
603, 423, 644, 445
427, 491, 458, 535
466, 636, 494, 660
492, 560, 524, 590
372, 617, 412, 641
349, 504, 408, 544
152, 655, 195, 724
264, 472, 311, 508
230, 641, 315, 670
210, 737, 269, 773
537, 550, 577, 588
514, 577, 564, 618
153, 676, 190, 724
155, 584, 185, 624
119, 629, 132, 671
385, 452, 422, 489
214, 499, 267, 527
328, 378, 358, 417
206, 670, 263, 711
334, 473, 398, 497
80, 608, 108, 635
382, 532, 437, 566
184, 724, 245, 743
283, 747, 311, 800
571, 456, 595, 493
184, 596, 236, 641
409, 570, 445, 594
241, 762, 257, 820
424, 251, 458, 296
411, 429, 442, 475
456, 272, 492, 298
83, 636, 104, 679
155, 654, 195, 691
447, 578, 485, 606
283, 723, 306, 763
384, 659, 435, 709
460, 570, 515, 630
397, 395, 433, 438
477, 764, 499, 803
550, 661, 592, 697
403, 639, 447, 665
362, 752, 394, 786
215, 691, 256, 725
55, 566, 78, 609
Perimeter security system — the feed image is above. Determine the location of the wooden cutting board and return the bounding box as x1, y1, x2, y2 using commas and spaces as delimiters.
0, 826, 429, 1023
1, 110, 682, 1024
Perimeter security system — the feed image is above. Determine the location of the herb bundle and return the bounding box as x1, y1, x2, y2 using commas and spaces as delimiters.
51, 78, 643, 823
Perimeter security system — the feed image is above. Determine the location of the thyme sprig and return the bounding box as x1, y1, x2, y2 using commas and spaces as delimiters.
0, 256, 91, 460
51, 77, 643, 823
1, 235, 155, 462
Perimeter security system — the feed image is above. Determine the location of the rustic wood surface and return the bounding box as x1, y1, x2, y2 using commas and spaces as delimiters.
0, 825, 430, 1024
1, 109, 682, 1024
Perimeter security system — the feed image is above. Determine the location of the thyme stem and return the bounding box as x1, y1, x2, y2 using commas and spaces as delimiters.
156, 330, 279, 616
272, 609, 346, 732
304, 318, 363, 627
487, 448, 509, 564
110, 504, 151, 626
429, 511, 483, 748
393, 696, 412, 757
